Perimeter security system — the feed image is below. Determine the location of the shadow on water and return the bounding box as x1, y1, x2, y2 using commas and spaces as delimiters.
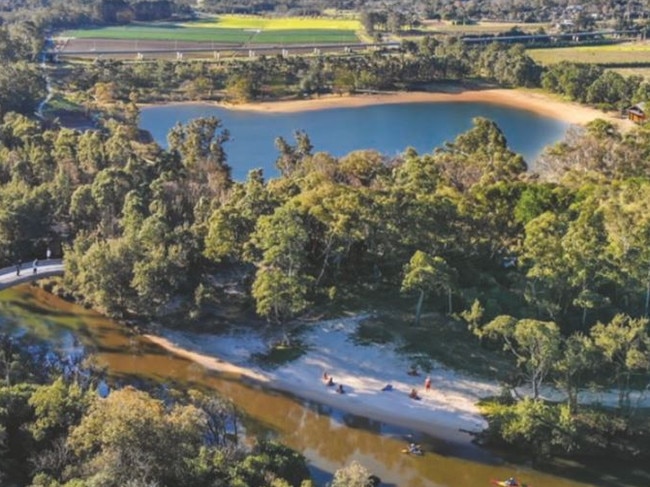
1, 285, 648, 486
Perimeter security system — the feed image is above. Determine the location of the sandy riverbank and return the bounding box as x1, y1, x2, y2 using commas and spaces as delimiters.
217, 88, 633, 129
144, 316, 499, 444
143, 313, 650, 446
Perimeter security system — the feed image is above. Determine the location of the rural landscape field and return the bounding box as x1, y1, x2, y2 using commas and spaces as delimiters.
61, 15, 362, 45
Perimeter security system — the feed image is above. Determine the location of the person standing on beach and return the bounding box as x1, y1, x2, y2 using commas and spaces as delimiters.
424, 376, 432, 392
46, 247, 51, 260
33, 259, 38, 274
16, 260, 21, 276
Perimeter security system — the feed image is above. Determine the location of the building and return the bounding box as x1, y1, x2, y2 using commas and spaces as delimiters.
627, 103, 647, 124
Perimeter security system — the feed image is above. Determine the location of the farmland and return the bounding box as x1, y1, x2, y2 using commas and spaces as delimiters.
528, 41, 650, 66
419, 20, 550, 35
60, 15, 361, 45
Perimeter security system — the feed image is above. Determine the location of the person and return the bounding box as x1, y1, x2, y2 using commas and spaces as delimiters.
323, 372, 329, 381
15, 260, 21, 276
424, 376, 431, 392
408, 443, 422, 455
408, 365, 419, 376
505, 477, 518, 486
46, 247, 51, 260
33, 259, 38, 274
337, 384, 344, 394
409, 388, 419, 400
327, 376, 334, 387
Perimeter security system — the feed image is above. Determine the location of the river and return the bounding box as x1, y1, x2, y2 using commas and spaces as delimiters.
139, 101, 569, 181
1, 285, 647, 487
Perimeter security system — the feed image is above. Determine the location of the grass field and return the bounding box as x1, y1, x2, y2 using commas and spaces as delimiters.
612, 67, 650, 79
420, 20, 550, 34
529, 42, 650, 65
61, 15, 361, 45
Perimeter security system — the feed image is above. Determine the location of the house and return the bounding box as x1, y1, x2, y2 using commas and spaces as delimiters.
627, 103, 648, 124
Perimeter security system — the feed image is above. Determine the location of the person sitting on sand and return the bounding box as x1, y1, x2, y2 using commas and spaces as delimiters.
409, 388, 420, 400
408, 443, 422, 455
337, 384, 344, 394
505, 477, 518, 487
327, 376, 334, 386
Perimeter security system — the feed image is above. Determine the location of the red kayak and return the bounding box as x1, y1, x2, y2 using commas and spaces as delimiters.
491, 479, 530, 487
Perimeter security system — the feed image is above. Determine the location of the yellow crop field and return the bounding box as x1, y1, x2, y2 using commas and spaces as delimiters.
186, 15, 361, 31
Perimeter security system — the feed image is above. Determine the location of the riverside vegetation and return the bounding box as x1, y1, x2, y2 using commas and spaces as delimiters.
0, 2, 650, 486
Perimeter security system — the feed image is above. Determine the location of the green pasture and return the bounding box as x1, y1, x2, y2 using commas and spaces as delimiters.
62, 15, 361, 45
529, 42, 650, 65
420, 20, 550, 34
612, 67, 650, 79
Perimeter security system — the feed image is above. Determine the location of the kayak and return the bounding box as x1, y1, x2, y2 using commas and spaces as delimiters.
401, 448, 424, 456
490, 480, 530, 487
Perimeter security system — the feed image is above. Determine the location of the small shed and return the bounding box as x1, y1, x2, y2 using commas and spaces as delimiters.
627, 102, 647, 124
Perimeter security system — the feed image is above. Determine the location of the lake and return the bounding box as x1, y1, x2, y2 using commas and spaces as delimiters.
2, 285, 644, 487
139, 101, 569, 181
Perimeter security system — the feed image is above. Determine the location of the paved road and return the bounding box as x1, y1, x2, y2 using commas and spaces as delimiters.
0, 259, 64, 291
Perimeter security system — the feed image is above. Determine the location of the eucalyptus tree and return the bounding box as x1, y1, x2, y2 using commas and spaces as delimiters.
562, 198, 610, 328
275, 130, 313, 178
67, 387, 206, 487
520, 211, 571, 322
204, 169, 277, 264
600, 180, 650, 316
480, 316, 562, 398
250, 205, 312, 326
434, 117, 526, 191
553, 333, 597, 414
401, 251, 456, 325
591, 314, 650, 412
167, 117, 232, 202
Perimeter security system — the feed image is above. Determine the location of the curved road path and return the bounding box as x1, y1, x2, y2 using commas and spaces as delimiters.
0, 259, 64, 291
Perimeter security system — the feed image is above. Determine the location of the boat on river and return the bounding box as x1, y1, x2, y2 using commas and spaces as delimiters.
491, 479, 530, 487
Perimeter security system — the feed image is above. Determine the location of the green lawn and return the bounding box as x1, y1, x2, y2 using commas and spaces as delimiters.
61, 16, 361, 45
420, 20, 550, 34
529, 42, 650, 66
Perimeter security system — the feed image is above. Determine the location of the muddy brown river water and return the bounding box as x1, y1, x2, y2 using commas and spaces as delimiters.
1, 285, 646, 487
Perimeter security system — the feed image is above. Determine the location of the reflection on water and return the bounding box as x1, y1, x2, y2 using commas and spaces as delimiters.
0, 285, 642, 487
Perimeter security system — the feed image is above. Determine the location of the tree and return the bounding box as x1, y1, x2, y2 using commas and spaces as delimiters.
29, 378, 89, 444
250, 206, 312, 325
553, 333, 596, 414
329, 460, 377, 487
480, 316, 561, 398
229, 441, 311, 487
591, 314, 650, 412
401, 251, 455, 325
67, 387, 206, 487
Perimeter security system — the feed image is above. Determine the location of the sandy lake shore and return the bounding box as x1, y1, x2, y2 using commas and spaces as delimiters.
216, 87, 633, 129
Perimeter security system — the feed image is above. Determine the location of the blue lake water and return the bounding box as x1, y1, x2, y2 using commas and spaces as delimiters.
140, 101, 570, 181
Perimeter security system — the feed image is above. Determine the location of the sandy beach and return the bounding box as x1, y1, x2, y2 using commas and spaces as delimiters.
145, 316, 501, 444
219, 88, 633, 129
143, 314, 650, 446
